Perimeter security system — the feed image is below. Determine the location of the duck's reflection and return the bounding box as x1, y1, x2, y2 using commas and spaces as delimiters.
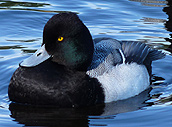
9, 88, 151, 127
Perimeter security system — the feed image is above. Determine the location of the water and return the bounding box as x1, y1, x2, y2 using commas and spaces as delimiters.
0, 0, 172, 126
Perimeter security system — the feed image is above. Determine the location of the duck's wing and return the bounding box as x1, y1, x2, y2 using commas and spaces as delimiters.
87, 38, 123, 76
121, 41, 165, 64
89, 38, 123, 68
121, 41, 165, 75
88, 39, 165, 77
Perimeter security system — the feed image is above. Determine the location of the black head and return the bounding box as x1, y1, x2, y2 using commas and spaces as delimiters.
43, 12, 94, 71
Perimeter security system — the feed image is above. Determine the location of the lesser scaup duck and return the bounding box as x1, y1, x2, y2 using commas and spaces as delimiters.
8, 12, 165, 108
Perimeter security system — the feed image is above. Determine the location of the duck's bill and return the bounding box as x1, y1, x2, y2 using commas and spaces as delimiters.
20, 44, 51, 67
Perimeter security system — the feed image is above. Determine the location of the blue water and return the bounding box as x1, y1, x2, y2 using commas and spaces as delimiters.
0, 0, 172, 126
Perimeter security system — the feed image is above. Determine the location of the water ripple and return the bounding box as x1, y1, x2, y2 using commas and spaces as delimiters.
0, 0, 172, 126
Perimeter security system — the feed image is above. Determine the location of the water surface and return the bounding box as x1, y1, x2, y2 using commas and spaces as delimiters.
0, 0, 172, 127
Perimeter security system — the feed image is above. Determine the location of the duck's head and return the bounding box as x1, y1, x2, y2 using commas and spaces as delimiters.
20, 12, 94, 71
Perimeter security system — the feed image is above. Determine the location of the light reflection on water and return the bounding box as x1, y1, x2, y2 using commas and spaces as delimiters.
0, 0, 172, 127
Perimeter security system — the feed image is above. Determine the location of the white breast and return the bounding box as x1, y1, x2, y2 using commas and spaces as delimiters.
87, 63, 150, 103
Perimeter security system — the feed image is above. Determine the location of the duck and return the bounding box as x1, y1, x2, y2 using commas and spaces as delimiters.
8, 12, 165, 108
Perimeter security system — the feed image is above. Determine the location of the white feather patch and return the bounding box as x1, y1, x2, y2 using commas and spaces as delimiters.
87, 63, 150, 103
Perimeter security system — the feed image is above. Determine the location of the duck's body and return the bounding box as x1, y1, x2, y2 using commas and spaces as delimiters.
8, 13, 165, 107
9, 61, 104, 107
88, 38, 163, 102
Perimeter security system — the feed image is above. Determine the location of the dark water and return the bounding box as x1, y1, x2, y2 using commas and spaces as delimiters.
0, 0, 172, 127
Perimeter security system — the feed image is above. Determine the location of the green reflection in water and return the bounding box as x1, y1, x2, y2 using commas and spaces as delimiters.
0, 45, 37, 53
0, 0, 50, 7
0, 45, 25, 50
22, 49, 36, 53
0, 38, 40, 53
0, 0, 72, 13
0, 7, 71, 13
6, 38, 41, 43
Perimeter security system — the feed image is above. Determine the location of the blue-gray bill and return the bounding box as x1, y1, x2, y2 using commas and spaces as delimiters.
20, 44, 51, 67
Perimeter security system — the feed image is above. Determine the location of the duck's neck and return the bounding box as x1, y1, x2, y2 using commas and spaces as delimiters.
51, 40, 94, 71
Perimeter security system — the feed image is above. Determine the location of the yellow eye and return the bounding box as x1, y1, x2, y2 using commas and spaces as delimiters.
58, 36, 64, 42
